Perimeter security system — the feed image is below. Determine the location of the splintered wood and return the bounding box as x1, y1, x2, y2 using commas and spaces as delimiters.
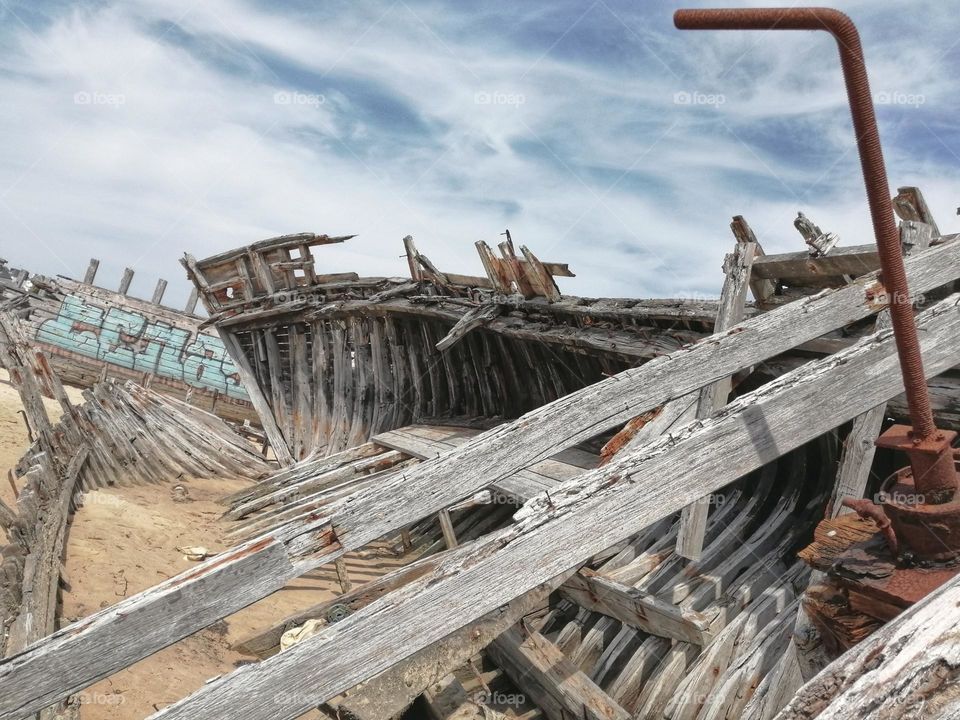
5, 192, 960, 720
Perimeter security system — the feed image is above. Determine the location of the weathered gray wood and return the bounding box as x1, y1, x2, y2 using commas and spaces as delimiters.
775, 570, 960, 720
751, 244, 880, 282
561, 569, 713, 645
82, 259, 99, 285
325, 573, 565, 720
900, 221, 934, 256
826, 314, 891, 518
437, 509, 458, 549
133, 294, 960, 720
488, 627, 631, 720
0, 536, 306, 718
325, 240, 960, 557
334, 557, 352, 593
216, 329, 294, 465
731, 216, 776, 304
184, 287, 200, 315
5, 447, 89, 655
677, 233, 755, 560
435, 304, 502, 351
151, 279, 168, 305
893, 185, 940, 237
402, 236, 423, 282
117, 267, 134, 295
421, 674, 508, 720
7, 246, 957, 716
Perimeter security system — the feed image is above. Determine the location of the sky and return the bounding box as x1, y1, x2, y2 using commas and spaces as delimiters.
0, 0, 958, 309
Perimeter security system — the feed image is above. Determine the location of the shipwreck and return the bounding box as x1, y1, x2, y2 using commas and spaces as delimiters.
1, 6, 960, 720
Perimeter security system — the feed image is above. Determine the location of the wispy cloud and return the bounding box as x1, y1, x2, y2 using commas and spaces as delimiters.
0, 0, 957, 306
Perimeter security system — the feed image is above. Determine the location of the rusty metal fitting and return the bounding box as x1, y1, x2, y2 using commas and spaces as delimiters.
842, 497, 898, 556
675, 7, 960, 557
875, 424, 958, 504
876, 450, 960, 563
674, 7, 938, 439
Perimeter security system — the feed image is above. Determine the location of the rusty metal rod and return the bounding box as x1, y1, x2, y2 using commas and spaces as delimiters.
675, 7, 937, 440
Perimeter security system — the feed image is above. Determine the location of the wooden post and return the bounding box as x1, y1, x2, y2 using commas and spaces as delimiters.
731, 216, 776, 305
184, 287, 200, 315
151, 279, 168, 305
334, 558, 352, 593
438, 509, 458, 549
893, 185, 940, 237
676, 232, 757, 559
83, 258, 100, 285
402, 236, 423, 282
118, 267, 135, 296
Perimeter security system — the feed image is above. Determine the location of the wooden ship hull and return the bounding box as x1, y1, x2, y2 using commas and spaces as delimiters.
5, 188, 960, 719
1, 261, 257, 424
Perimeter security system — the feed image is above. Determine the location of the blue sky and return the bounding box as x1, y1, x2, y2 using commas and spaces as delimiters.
0, 0, 958, 307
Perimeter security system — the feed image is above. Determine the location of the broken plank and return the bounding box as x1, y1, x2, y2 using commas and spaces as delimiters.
487, 627, 631, 720
776, 569, 960, 719
140, 293, 960, 720
325, 240, 960, 556
561, 568, 713, 645
677, 231, 755, 560
325, 572, 566, 720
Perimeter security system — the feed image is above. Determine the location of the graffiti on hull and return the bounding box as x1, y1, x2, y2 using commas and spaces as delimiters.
37, 294, 248, 399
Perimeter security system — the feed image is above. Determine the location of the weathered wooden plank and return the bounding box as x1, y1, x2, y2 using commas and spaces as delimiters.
775, 570, 960, 719
826, 314, 890, 518
731, 216, 776, 304
325, 572, 566, 720
893, 185, 940, 237
5, 447, 89, 656
0, 537, 307, 718
435, 304, 502, 352
437, 509, 458, 549
488, 628, 631, 720
561, 569, 713, 645
117, 267, 134, 296
677, 233, 755, 560
82, 259, 99, 285
216, 329, 294, 465
151, 279, 168, 305
136, 294, 960, 720
325, 240, 960, 556
184, 287, 200, 315
751, 244, 880, 281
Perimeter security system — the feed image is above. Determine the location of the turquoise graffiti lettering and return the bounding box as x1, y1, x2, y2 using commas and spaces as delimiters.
37, 294, 248, 400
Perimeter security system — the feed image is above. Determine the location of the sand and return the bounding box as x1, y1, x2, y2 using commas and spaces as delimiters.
0, 369, 408, 718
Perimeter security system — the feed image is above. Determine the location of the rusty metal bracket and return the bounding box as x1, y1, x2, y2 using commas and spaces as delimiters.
675, 7, 959, 560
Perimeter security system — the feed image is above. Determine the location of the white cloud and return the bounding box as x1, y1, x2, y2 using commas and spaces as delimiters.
0, 0, 957, 307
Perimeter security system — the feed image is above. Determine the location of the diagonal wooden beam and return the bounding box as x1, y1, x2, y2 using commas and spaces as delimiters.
676, 227, 756, 559
132, 293, 960, 720
325, 240, 960, 557
2, 244, 958, 719
488, 627, 631, 720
